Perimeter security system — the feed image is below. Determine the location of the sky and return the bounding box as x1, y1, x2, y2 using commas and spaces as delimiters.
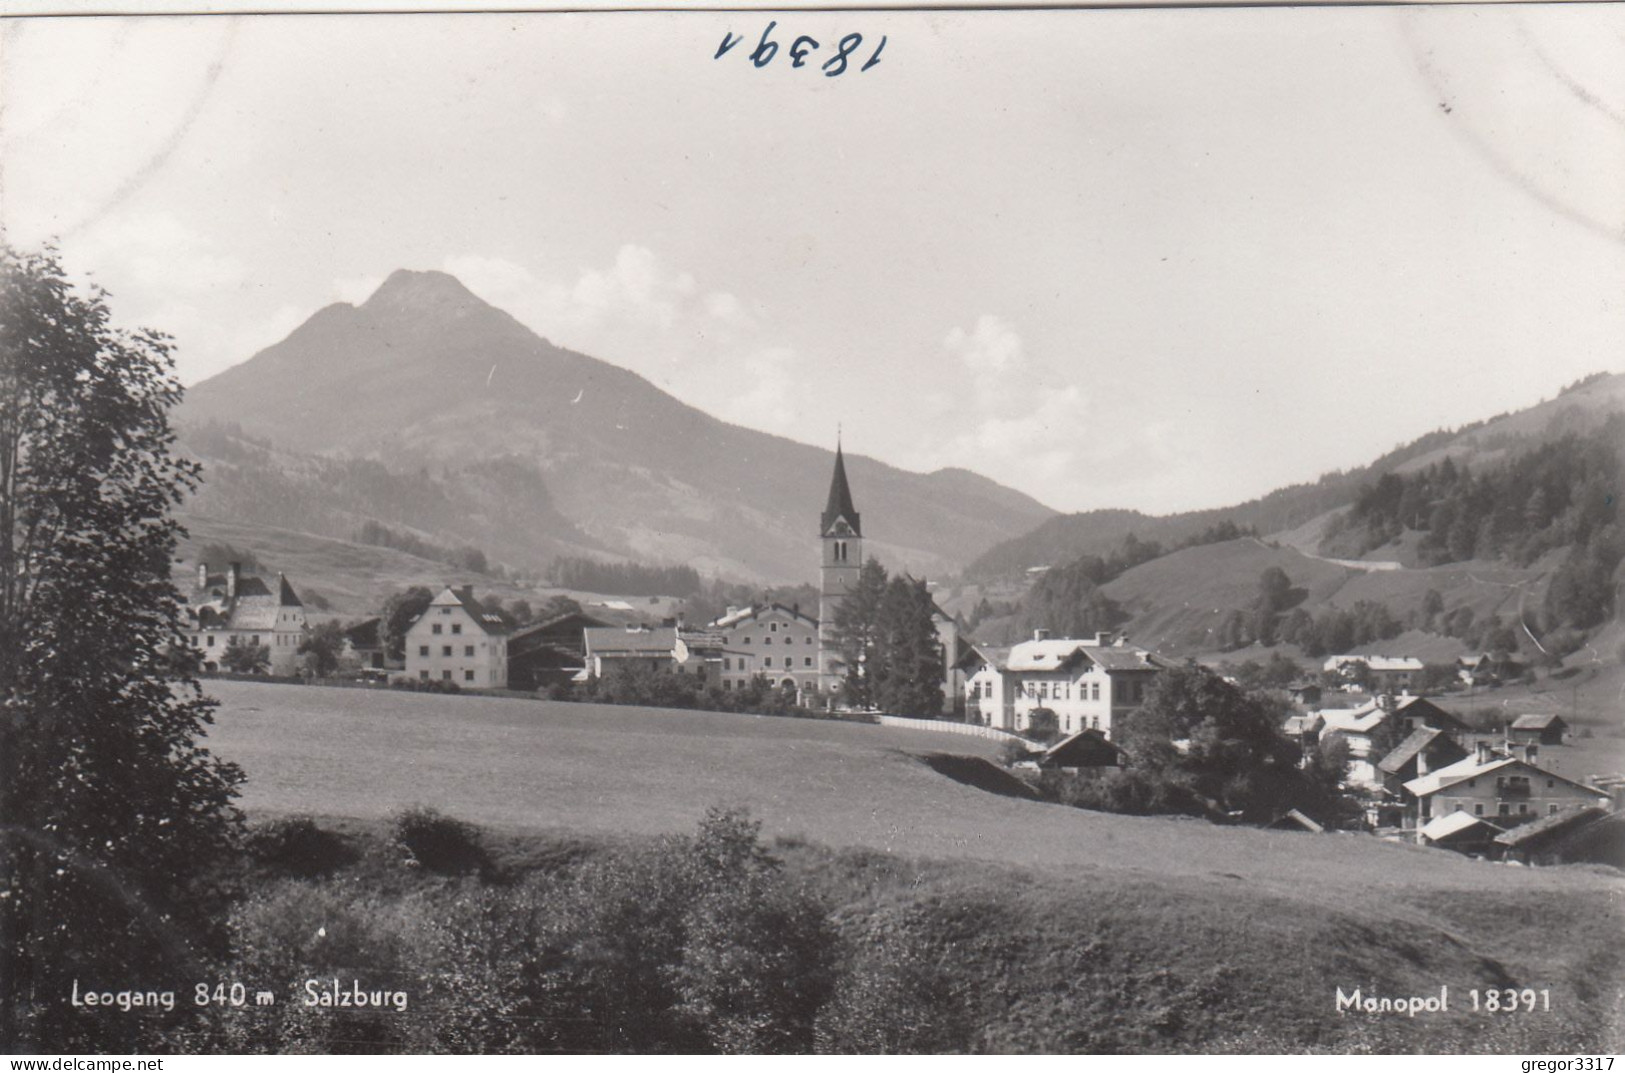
2, 7, 1623, 515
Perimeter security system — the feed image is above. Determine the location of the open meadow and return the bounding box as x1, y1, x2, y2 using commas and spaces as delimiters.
198, 680, 1625, 1051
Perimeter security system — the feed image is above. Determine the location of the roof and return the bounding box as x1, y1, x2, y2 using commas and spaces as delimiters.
1512, 713, 1567, 731
1404, 751, 1610, 799
420, 586, 511, 635
277, 574, 303, 608
1493, 805, 1609, 848
1282, 713, 1324, 736
344, 617, 382, 648
225, 596, 281, 632
1324, 655, 1424, 673
583, 626, 678, 656
1004, 637, 1164, 673
1039, 729, 1124, 768
1379, 727, 1448, 775
1422, 811, 1504, 842
710, 603, 819, 630
1266, 809, 1325, 833
821, 443, 862, 537
1318, 704, 1387, 735
960, 643, 1012, 672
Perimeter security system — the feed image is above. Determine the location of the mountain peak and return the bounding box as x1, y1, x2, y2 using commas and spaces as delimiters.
363, 269, 485, 313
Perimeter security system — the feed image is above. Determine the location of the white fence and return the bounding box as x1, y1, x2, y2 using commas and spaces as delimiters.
875, 714, 1033, 747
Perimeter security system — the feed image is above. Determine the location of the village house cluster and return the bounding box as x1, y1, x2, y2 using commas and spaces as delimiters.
180, 448, 1619, 863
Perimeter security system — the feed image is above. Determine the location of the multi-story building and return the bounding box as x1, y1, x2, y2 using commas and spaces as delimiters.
961, 630, 1167, 737
1404, 740, 1611, 834
185, 561, 307, 675
404, 586, 511, 688
710, 603, 821, 694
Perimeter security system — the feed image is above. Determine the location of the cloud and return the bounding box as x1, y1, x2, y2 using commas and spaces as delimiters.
910, 314, 1093, 489
442, 246, 794, 425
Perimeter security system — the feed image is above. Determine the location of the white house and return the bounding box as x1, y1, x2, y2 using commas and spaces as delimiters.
185, 562, 307, 675
404, 586, 511, 689
961, 631, 1167, 737
1323, 654, 1424, 692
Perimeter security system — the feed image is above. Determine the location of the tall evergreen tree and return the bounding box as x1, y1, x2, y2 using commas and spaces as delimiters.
873, 575, 944, 717
0, 244, 245, 1050
831, 558, 888, 709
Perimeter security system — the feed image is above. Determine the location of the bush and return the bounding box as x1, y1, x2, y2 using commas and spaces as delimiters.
391, 807, 489, 876
245, 815, 354, 877
390, 677, 463, 695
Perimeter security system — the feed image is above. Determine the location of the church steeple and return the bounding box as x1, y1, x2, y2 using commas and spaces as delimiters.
821, 442, 862, 537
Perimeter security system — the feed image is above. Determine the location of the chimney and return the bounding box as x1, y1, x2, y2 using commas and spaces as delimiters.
726, 605, 739, 618
227, 562, 240, 599
1523, 742, 1539, 766
1033, 628, 1051, 642
1375, 693, 1395, 712
197, 562, 208, 590
460, 584, 474, 604
1475, 740, 1492, 766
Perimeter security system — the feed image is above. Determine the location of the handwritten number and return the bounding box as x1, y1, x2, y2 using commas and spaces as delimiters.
862, 35, 886, 72
822, 32, 862, 77
751, 20, 780, 68
715, 31, 742, 59
790, 35, 820, 68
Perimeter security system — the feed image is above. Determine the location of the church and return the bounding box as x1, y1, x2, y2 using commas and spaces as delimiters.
708, 442, 963, 711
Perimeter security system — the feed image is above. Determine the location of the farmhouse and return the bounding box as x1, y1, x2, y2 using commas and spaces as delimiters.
1377, 726, 1468, 800
404, 586, 511, 689
1509, 713, 1569, 746
1403, 741, 1611, 834
185, 561, 308, 676
1323, 654, 1424, 693
508, 611, 606, 690
961, 631, 1167, 737
1035, 729, 1125, 771
1311, 695, 1469, 789
1418, 811, 1505, 856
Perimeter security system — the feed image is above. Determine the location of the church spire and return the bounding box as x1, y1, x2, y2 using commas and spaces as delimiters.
821, 441, 861, 537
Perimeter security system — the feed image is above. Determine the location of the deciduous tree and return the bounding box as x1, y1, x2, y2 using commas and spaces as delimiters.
0, 243, 244, 1050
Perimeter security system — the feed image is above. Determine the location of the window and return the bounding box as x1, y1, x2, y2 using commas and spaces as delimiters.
1498, 803, 1510, 816
465, 645, 475, 657
806, 637, 813, 645
442, 669, 452, 681
464, 669, 475, 682
723, 658, 731, 671
1467, 779, 1476, 788
452, 623, 462, 635
765, 637, 773, 644
206, 635, 215, 646
433, 624, 443, 635
764, 656, 773, 668
419, 670, 429, 681
1474, 803, 1483, 816
723, 680, 732, 691
804, 657, 813, 667
770, 623, 778, 633
252, 635, 261, 645
1519, 803, 1530, 815
1549, 804, 1560, 816
1547, 779, 1554, 788
744, 637, 751, 645
1091, 682, 1100, 702
419, 645, 429, 657
442, 645, 452, 657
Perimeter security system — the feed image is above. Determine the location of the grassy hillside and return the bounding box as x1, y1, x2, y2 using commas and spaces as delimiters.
194, 681, 1624, 1053
204, 680, 1608, 898
174, 517, 686, 621
968, 371, 1625, 582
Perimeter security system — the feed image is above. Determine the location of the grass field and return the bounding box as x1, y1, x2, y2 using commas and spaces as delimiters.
200, 680, 1625, 1052
203, 680, 1618, 899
